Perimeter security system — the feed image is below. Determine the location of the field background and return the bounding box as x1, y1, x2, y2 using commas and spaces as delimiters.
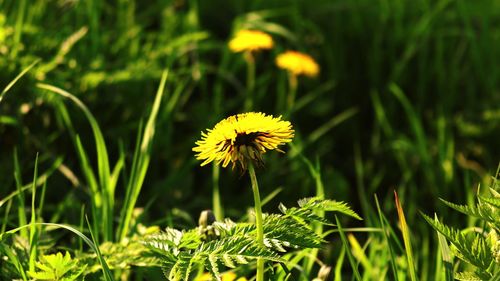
0, 0, 499, 280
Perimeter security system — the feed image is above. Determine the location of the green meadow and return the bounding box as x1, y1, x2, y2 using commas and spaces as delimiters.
0, 0, 499, 280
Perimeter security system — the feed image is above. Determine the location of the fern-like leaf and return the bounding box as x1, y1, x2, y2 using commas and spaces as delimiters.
440, 199, 499, 225
143, 197, 361, 280
455, 271, 483, 281
28, 251, 86, 281
421, 213, 493, 278
199, 236, 282, 263
264, 214, 324, 249
479, 195, 500, 209
298, 197, 362, 220
279, 203, 333, 226
162, 236, 281, 281
167, 252, 193, 281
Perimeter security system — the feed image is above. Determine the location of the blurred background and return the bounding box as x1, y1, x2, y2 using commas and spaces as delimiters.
0, 0, 499, 279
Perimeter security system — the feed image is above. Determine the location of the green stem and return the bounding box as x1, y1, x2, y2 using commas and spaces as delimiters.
304, 160, 325, 275
286, 72, 298, 116
244, 51, 256, 111
248, 163, 264, 281
11, 0, 26, 59
212, 163, 223, 221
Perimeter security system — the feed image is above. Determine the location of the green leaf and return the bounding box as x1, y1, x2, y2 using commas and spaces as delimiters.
27, 251, 86, 281
479, 195, 500, 209
143, 197, 361, 280
421, 213, 493, 278
264, 214, 324, 249
455, 271, 483, 281
440, 199, 499, 225
279, 203, 333, 226
335, 215, 362, 281
435, 214, 454, 281
298, 197, 362, 220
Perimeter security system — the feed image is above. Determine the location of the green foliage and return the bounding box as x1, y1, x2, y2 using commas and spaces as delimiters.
142, 197, 360, 280
0, 235, 30, 280
438, 199, 500, 226
0, 0, 498, 280
423, 176, 500, 280
79, 240, 161, 274
297, 197, 363, 221
27, 251, 86, 281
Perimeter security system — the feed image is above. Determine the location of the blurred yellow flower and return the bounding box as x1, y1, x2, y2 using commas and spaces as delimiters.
195, 272, 248, 281
276, 50, 319, 77
193, 112, 294, 170
228, 30, 274, 53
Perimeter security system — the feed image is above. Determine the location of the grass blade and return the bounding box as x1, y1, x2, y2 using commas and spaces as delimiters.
118, 70, 168, 241
10, 0, 27, 59
2, 222, 114, 281
334, 246, 345, 281
0, 59, 40, 104
347, 233, 373, 276
306, 107, 358, 146
85, 217, 114, 281
13, 148, 28, 239
435, 214, 454, 281
335, 215, 362, 281
36, 82, 113, 241
299, 156, 325, 276
394, 191, 418, 281
28, 154, 39, 273
0, 243, 28, 281
375, 194, 399, 281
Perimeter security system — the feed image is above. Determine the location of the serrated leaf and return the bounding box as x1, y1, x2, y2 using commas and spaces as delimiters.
421, 213, 493, 277
234, 255, 248, 264
264, 238, 287, 252
440, 199, 499, 225
168, 253, 192, 281
479, 195, 500, 209
28, 251, 85, 281
28, 270, 56, 280
455, 271, 483, 281
264, 214, 323, 249
298, 197, 362, 220
222, 254, 236, 268
280, 205, 333, 226
435, 214, 454, 281
208, 254, 221, 281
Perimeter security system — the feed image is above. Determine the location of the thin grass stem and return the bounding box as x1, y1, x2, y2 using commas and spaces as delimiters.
28, 154, 39, 273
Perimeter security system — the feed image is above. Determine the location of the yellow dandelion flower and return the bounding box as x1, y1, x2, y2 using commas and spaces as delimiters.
228, 30, 274, 53
276, 50, 320, 77
195, 273, 212, 281
195, 272, 248, 281
193, 112, 294, 170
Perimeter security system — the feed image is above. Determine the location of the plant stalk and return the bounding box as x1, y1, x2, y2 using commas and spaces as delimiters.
286, 72, 298, 116
244, 51, 256, 111
212, 163, 223, 221
248, 163, 264, 281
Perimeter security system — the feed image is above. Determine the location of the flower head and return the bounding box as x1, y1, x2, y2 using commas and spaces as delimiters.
193, 112, 294, 170
195, 272, 247, 281
276, 50, 319, 77
228, 30, 274, 53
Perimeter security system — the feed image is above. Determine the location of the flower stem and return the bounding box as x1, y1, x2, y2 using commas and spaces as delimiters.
286, 72, 298, 116
248, 163, 264, 281
212, 163, 223, 221
244, 51, 256, 111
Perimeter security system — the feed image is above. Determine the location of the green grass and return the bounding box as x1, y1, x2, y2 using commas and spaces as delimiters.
0, 0, 499, 280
